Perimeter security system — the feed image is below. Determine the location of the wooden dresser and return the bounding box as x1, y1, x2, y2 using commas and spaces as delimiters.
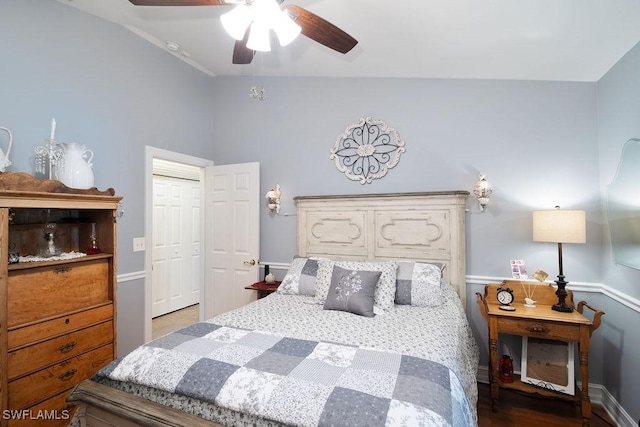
0, 173, 121, 427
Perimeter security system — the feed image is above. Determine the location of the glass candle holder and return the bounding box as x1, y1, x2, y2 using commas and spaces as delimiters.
39, 223, 61, 258
86, 223, 101, 255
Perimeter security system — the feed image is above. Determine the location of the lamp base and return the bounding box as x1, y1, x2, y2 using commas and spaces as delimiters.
552, 274, 573, 313
552, 301, 573, 313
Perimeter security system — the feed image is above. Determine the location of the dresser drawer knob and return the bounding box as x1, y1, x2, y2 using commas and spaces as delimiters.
58, 341, 77, 353
526, 324, 548, 334
58, 369, 77, 381
54, 266, 71, 274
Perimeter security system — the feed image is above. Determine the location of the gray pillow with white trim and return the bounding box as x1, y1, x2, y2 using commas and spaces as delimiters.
315, 260, 397, 311
323, 266, 381, 317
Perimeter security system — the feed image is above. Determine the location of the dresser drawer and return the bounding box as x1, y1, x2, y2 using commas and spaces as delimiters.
8, 304, 113, 350
7, 389, 77, 427
8, 321, 114, 380
7, 259, 110, 327
497, 317, 578, 341
8, 344, 114, 410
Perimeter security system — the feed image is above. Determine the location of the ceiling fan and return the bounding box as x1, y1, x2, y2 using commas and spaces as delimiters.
128, 0, 358, 65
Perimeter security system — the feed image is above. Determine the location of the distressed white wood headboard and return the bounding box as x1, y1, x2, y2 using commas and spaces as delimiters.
294, 191, 469, 307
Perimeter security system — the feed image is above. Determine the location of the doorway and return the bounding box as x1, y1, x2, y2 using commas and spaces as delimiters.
143, 148, 261, 342
151, 158, 202, 318
144, 147, 213, 342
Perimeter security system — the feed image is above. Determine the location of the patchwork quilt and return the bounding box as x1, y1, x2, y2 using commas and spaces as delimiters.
97, 322, 475, 426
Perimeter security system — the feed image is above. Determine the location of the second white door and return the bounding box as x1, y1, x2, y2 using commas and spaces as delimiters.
152, 174, 202, 317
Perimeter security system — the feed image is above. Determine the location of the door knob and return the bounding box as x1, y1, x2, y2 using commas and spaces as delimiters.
244, 259, 257, 266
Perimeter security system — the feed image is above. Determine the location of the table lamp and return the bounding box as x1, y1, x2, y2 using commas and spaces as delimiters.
532, 206, 586, 312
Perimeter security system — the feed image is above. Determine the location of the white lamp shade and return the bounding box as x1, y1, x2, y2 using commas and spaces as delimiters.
533, 209, 586, 244
221, 4, 253, 41
274, 11, 301, 46
247, 22, 271, 51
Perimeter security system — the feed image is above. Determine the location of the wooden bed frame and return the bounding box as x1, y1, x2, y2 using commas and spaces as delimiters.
68, 191, 469, 426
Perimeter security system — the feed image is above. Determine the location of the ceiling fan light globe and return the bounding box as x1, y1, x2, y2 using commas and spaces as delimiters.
274, 11, 301, 46
221, 4, 252, 41
252, 0, 282, 29
246, 22, 271, 52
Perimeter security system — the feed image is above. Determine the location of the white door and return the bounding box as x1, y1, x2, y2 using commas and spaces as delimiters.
152, 175, 201, 317
204, 162, 260, 318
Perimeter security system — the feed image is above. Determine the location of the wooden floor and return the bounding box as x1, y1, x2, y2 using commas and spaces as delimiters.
153, 307, 617, 426
152, 304, 199, 339
477, 382, 616, 426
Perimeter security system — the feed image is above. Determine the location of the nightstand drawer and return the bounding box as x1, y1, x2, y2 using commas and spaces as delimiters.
497, 317, 578, 341
8, 304, 113, 350
7, 321, 113, 380
8, 343, 114, 410
7, 259, 110, 327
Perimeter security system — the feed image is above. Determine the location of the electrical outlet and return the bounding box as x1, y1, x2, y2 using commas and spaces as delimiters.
133, 237, 146, 252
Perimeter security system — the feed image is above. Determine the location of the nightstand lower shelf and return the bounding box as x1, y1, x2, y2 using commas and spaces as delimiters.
496, 374, 582, 402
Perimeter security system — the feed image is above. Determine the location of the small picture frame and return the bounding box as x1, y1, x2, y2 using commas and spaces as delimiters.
521, 337, 575, 395
510, 260, 528, 279
532, 268, 549, 282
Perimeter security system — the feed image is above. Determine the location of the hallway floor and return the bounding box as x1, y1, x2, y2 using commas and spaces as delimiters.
152, 304, 199, 340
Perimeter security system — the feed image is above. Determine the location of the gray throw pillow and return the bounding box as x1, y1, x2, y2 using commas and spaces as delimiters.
277, 256, 322, 296
395, 261, 444, 307
323, 266, 381, 317
315, 260, 397, 311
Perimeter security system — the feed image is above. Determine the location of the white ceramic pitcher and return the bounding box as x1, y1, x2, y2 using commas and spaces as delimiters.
57, 142, 94, 189
0, 127, 13, 172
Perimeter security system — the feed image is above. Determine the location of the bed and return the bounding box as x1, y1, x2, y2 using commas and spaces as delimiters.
68, 191, 479, 427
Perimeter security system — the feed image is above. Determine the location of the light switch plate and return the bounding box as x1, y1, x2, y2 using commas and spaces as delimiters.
133, 237, 146, 252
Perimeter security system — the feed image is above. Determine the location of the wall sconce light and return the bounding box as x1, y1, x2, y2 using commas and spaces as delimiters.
473, 174, 493, 212
266, 184, 281, 214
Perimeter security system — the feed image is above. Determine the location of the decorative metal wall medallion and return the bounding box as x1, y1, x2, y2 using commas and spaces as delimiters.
330, 117, 406, 184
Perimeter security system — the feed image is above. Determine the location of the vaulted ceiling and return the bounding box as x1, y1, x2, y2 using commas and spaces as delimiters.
58, 0, 640, 81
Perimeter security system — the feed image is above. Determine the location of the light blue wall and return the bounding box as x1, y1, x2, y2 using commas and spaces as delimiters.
1, 0, 217, 354
2, 0, 637, 420
596, 40, 640, 423
210, 77, 601, 281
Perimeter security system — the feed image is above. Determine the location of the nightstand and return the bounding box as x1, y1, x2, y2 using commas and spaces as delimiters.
244, 281, 281, 299
476, 280, 604, 427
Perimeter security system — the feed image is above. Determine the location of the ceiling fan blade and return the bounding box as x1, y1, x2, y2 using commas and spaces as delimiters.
284, 5, 357, 54
128, 0, 228, 5
232, 29, 255, 64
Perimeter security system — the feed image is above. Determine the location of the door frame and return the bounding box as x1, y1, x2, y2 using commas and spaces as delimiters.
144, 146, 213, 343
